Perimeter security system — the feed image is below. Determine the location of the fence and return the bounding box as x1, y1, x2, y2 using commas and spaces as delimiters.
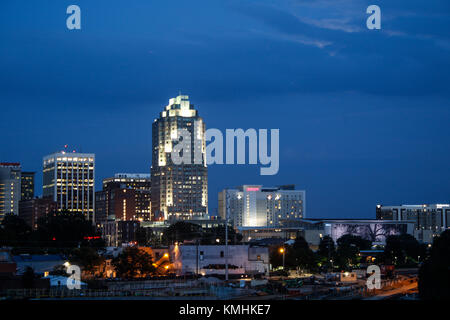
1, 280, 253, 300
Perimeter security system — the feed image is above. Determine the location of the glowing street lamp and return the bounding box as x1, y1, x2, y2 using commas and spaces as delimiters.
279, 247, 285, 270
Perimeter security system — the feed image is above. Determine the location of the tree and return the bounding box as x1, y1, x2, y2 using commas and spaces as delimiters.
291, 236, 317, 273
34, 210, 104, 249
71, 247, 105, 275
112, 246, 155, 279
383, 234, 425, 266
335, 234, 371, 270
162, 221, 203, 245
22, 266, 35, 289
0, 213, 32, 247
269, 237, 317, 273
135, 227, 152, 246
418, 230, 450, 299
318, 236, 335, 270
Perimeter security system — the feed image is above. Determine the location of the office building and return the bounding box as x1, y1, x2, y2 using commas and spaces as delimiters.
376, 204, 450, 243
19, 198, 57, 230
96, 188, 136, 224
20, 171, 35, 201
43, 152, 95, 222
218, 185, 305, 228
102, 173, 151, 221
0, 163, 21, 219
102, 220, 141, 247
151, 95, 208, 221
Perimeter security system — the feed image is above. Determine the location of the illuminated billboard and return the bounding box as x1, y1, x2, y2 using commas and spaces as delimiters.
330, 223, 407, 243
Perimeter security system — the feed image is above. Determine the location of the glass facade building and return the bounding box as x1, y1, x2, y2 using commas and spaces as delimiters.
20, 171, 35, 201
0, 163, 21, 219
151, 95, 208, 221
43, 152, 95, 222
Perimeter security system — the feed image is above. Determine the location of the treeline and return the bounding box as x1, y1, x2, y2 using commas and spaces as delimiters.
0, 211, 104, 253
269, 233, 429, 272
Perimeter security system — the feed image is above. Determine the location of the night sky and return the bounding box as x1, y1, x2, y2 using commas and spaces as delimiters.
1, 0, 449, 219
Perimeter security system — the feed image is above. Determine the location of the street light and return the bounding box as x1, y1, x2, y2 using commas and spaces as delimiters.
279, 247, 285, 270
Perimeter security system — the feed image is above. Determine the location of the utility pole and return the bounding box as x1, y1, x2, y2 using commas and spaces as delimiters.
225, 192, 230, 281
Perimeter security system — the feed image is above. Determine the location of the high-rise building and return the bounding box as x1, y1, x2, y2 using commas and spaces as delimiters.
0, 163, 21, 219
218, 185, 305, 228
151, 95, 208, 221
376, 204, 449, 242
43, 152, 95, 222
95, 173, 151, 225
21, 171, 35, 201
103, 173, 151, 221
95, 188, 136, 224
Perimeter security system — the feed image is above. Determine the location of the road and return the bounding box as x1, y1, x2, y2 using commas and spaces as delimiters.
365, 280, 418, 300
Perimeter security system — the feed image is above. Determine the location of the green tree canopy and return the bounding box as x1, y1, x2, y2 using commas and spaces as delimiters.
112, 246, 155, 279
71, 247, 105, 273
0, 213, 33, 247
383, 234, 426, 266
335, 234, 371, 270
34, 210, 105, 249
318, 235, 335, 259
269, 237, 317, 273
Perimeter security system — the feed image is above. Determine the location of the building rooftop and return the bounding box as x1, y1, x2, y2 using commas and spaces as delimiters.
13, 254, 66, 263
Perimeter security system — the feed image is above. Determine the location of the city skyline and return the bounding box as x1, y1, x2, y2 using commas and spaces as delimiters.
1, 0, 450, 219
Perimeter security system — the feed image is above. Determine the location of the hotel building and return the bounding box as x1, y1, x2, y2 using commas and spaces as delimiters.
43, 152, 95, 222
218, 185, 305, 228
151, 95, 208, 221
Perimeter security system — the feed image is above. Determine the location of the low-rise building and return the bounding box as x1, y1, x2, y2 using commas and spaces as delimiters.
13, 254, 66, 276
169, 244, 269, 277
102, 220, 141, 247
238, 219, 417, 249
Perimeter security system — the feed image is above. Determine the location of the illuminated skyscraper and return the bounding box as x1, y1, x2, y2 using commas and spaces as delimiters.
151, 95, 208, 221
0, 163, 21, 219
21, 171, 35, 201
43, 152, 95, 222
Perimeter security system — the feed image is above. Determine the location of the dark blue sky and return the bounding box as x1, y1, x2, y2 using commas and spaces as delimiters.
1, 0, 450, 218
